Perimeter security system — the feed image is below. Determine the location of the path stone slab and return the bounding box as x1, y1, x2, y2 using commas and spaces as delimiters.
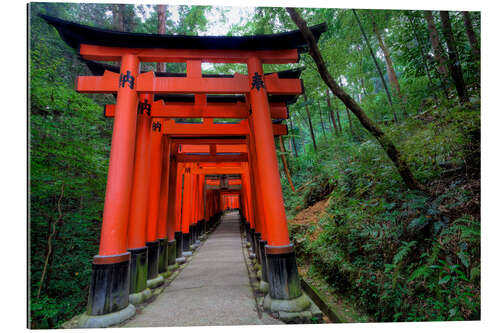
124, 212, 282, 327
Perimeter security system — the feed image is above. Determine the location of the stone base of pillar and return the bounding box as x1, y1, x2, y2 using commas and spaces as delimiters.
265, 244, 302, 300
262, 244, 312, 317
157, 238, 168, 275
83, 252, 132, 327
159, 270, 172, 279
175, 256, 186, 264
182, 251, 193, 257
128, 287, 152, 305
263, 293, 313, 321
128, 247, 148, 303
146, 274, 164, 289
146, 241, 164, 289
168, 263, 179, 271
259, 280, 269, 294
78, 303, 135, 328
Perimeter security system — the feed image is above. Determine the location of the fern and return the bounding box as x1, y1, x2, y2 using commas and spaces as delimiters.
393, 241, 417, 265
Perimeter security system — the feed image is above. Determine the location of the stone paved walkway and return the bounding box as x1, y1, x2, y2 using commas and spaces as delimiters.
124, 211, 282, 327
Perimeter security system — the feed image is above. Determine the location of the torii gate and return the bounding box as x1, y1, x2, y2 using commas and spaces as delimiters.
41, 14, 326, 327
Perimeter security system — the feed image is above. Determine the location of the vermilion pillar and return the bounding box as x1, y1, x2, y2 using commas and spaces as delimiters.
181, 164, 193, 254
174, 164, 185, 261
87, 54, 139, 320
247, 56, 303, 303
191, 173, 199, 246
157, 136, 171, 276
166, 156, 179, 267
127, 94, 153, 305
145, 118, 165, 288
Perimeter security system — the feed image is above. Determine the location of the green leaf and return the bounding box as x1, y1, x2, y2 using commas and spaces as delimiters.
457, 252, 470, 268
438, 275, 451, 285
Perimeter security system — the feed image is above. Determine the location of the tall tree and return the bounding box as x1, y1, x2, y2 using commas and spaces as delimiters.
318, 101, 326, 136
111, 4, 124, 31
288, 118, 299, 157
352, 9, 397, 122
278, 136, 296, 191
303, 93, 318, 151
287, 8, 428, 193
371, 14, 407, 117
440, 11, 469, 104
157, 5, 167, 72
461, 11, 480, 61
406, 12, 440, 100
325, 88, 339, 134
423, 11, 449, 78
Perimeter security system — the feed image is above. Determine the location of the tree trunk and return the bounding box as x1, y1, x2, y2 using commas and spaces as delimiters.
346, 105, 354, 134
157, 5, 167, 72
279, 136, 296, 192
440, 11, 469, 104
303, 93, 317, 151
325, 88, 339, 134
112, 4, 125, 32
406, 12, 438, 101
461, 11, 480, 60
335, 106, 342, 132
318, 101, 326, 136
288, 117, 299, 157
287, 8, 428, 193
352, 9, 397, 123
37, 184, 64, 298
371, 16, 407, 117
423, 11, 449, 78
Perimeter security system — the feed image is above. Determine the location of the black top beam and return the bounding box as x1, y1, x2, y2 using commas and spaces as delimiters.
40, 14, 326, 53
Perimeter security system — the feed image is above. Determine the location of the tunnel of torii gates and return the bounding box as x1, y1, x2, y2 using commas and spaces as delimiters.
41, 15, 326, 327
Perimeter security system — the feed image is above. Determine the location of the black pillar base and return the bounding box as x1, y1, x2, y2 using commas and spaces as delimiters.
146, 241, 160, 280
167, 239, 177, 266
265, 244, 302, 300
249, 228, 256, 253
157, 238, 168, 274
128, 247, 148, 295
174, 232, 183, 258
254, 232, 262, 263
182, 232, 191, 252
259, 240, 269, 283
245, 223, 251, 242
201, 219, 206, 235
87, 252, 131, 316
188, 226, 194, 245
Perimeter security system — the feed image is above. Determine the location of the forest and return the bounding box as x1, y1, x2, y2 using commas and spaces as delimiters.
28, 3, 480, 328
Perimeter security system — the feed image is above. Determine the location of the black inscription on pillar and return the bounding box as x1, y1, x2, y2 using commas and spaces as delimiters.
138, 99, 151, 116
251, 72, 265, 91
152, 121, 162, 132
119, 71, 135, 89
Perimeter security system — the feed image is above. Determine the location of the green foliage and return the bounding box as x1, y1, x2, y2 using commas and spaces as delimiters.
286, 99, 480, 322
29, 3, 114, 328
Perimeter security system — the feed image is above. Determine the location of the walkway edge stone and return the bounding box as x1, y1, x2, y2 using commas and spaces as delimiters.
78, 304, 136, 328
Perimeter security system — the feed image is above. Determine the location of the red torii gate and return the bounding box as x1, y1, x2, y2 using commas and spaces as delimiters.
41, 14, 326, 328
